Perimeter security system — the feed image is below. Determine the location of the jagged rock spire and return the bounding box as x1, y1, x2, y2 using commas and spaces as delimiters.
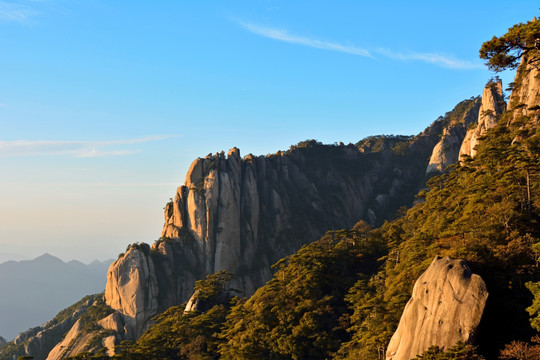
459, 79, 506, 159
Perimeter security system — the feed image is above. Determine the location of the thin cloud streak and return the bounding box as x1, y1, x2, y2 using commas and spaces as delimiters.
375, 48, 482, 69
238, 21, 479, 69
238, 22, 372, 57
0, 135, 177, 157
0, 1, 37, 23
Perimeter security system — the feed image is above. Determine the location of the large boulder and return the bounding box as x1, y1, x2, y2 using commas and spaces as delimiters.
386, 256, 488, 360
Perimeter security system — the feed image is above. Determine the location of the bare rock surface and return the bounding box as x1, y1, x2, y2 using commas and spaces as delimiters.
104, 246, 159, 339
97, 313, 124, 333
45, 320, 83, 360
459, 80, 506, 159
386, 256, 488, 360
426, 98, 480, 173
507, 53, 540, 126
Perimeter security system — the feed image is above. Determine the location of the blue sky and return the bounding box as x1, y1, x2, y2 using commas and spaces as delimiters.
0, 0, 536, 262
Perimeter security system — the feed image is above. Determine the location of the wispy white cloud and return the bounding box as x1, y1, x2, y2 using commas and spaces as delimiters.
0, 135, 177, 158
237, 21, 479, 70
0, 1, 38, 23
238, 22, 373, 58
375, 48, 482, 69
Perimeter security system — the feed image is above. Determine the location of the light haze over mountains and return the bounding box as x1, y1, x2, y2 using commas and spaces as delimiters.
0, 254, 112, 340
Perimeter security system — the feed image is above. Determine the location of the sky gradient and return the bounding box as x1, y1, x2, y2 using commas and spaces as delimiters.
0, 0, 537, 262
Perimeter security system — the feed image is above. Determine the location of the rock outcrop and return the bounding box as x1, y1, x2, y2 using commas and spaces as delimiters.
507, 52, 540, 126
386, 256, 488, 360
459, 80, 506, 159
45, 320, 87, 360
426, 98, 481, 173
104, 245, 159, 339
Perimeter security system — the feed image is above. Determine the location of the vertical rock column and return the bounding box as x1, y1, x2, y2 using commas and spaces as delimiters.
459, 80, 506, 159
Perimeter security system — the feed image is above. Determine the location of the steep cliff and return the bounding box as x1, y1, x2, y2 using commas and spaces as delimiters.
507, 54, 540, 126
459, 79, 507, 159
104, 245, 159, 339
102, 121, 453, 342
426, 98, 481, 173
386, 256, 488, 360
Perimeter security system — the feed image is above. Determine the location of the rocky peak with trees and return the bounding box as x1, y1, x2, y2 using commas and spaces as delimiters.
1, 15, 539, 360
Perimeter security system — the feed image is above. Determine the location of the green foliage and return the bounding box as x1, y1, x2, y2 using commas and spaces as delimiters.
103, 271, 235, 360
355, 135, 413, 153
126, 242, 151, 255
194, 270, 233, 302
78, 297, 114, 333
526, 282, 540, 331
295, 139, 322, 149
480, 18, 540, 71
218, 230, 385, 360
124, 304, 230, 360
53, 294, 102, 325
413, 342, 484, 359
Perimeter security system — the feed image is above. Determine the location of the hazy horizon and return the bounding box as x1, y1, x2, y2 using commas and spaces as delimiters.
1, 1, 536, 262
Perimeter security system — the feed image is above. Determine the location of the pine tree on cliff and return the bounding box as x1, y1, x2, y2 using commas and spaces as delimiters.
480, 17, 540, 71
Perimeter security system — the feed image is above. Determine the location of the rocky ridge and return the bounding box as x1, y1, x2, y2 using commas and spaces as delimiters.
103, 133, 442, 342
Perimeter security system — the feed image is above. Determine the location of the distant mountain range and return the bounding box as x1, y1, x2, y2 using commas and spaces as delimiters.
0, 254, 112, 340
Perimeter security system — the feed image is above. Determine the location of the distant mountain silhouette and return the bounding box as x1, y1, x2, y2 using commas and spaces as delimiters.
0, 254, 112, 340
0, 253, 28, 264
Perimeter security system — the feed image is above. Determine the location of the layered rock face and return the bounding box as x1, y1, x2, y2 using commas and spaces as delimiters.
459, 80, 506, 159
426, 98, 481, 173
386, 256, 488, 360
159, 140, 439, 290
